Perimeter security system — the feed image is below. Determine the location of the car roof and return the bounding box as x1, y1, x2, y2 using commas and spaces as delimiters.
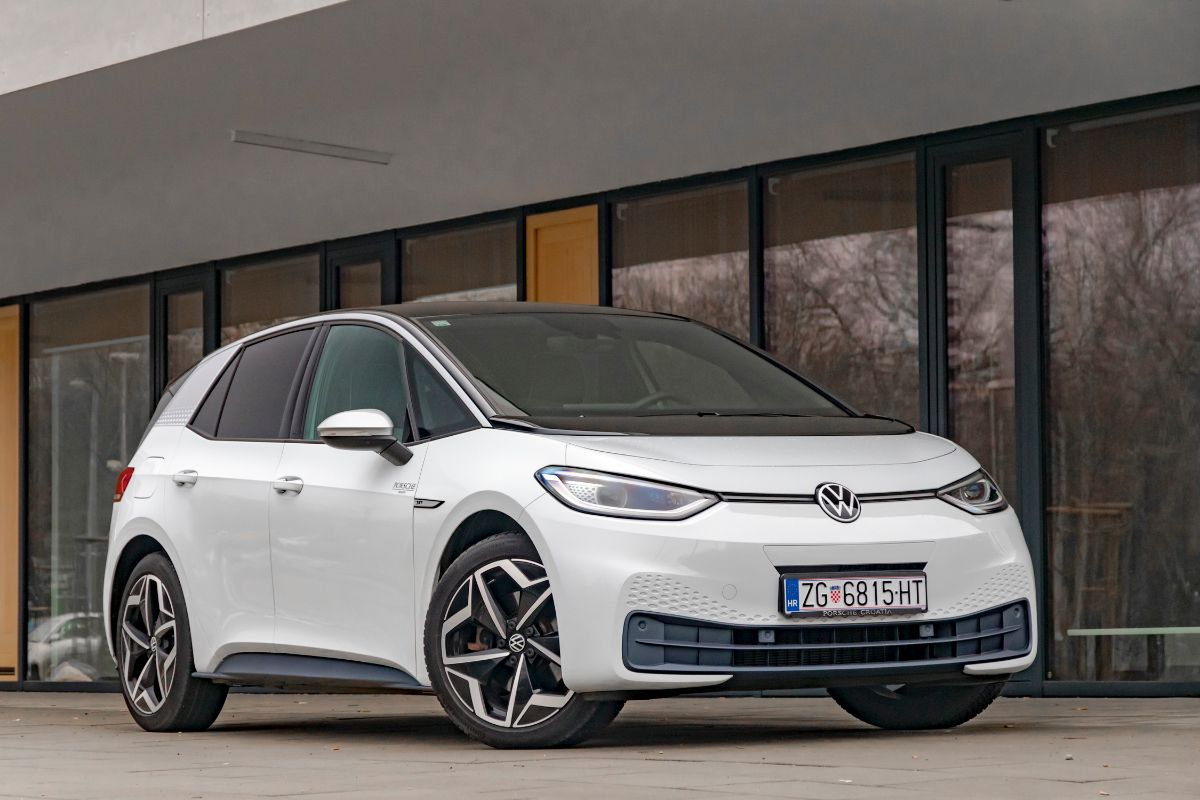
365, 301, 677, 321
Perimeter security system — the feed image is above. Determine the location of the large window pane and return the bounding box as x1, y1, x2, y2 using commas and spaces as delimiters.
337, 260, 382, 309
1043, 106, 1200, 682
945, 159, 1017, 503
220, 253, 319, 345
27, 284, 150, 681
764, 155, 918, 421
165, 290, 203, 383
612, 183, 748, 338
403, 222, 517, 302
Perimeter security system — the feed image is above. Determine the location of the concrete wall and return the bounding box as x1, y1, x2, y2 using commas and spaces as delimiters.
1, 0, 1199, 297
0, 0, 345, 95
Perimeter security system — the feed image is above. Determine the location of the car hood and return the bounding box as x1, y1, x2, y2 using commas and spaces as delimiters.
555, 431, 977, 495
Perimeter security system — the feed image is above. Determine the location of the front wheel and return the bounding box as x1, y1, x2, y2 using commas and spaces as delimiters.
117, 553, 227, 731
424, 533, 623, 748
829, 680, 1005, 730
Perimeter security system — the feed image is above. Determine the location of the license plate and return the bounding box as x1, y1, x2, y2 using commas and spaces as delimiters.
781, 573, 927, 617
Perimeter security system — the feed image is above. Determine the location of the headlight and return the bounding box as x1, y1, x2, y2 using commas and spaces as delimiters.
937, 470, 1008, 515
535, 466, 717, 520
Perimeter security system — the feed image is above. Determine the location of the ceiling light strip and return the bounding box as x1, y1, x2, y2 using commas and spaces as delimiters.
230, 129, 392, 165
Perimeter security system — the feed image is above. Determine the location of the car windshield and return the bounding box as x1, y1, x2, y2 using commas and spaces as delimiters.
417, 312, 847, 418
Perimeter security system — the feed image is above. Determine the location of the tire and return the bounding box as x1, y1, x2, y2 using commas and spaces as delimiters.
116, 552, 228, 732
424, 532, 623, 748
829, 680, 1006, 730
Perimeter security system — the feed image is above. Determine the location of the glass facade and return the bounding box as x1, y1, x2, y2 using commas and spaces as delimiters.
221, 253, 320, 345
3, 94, 1198, 692
26, 284, 150, 681
165, 290, 204, 384
945, 158, 1018, 502
1042, 106, 1200, 682
764, 155, 919, 423
337, 260, 383, 309
613, 183, 749, 339
403, 222, 517, 302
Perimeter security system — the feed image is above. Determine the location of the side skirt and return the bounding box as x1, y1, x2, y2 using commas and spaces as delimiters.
194, 653, 433, 694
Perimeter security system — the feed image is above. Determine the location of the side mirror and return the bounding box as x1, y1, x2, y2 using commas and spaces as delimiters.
317, 408, 413, 466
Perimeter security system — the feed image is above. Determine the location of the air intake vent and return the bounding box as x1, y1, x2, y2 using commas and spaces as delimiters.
625, 602, 1029, 674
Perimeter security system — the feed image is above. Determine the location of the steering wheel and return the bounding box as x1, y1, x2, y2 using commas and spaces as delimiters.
633, 390, 688, 409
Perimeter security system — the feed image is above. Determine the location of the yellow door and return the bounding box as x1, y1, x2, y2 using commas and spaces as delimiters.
525, 206, 599, 304
0, 306, 17, 681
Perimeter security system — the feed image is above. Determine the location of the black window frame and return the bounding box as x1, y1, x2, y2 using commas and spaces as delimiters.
290, 320, 480, 447
186, 325, 320, 443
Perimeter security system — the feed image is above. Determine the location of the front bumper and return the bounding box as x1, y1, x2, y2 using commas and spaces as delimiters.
520, 494, 1038, 694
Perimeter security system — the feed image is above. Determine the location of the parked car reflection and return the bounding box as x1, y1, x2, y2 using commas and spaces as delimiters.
27, 613, 107, 682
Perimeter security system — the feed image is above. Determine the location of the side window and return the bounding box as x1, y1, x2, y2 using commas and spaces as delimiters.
406, 350, 477, 439
215, 329, 313, 440
302, 325, 410, 440
190, 356, 237, 436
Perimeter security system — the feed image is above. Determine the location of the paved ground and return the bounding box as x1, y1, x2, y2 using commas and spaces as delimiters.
0, 694, 1196, 799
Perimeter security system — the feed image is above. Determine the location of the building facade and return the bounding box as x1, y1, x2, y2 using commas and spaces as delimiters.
2, 1, 1199, 695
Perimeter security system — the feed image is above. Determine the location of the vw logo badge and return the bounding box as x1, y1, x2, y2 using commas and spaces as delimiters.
507, 633, 527, 654
816, 482, 861, 523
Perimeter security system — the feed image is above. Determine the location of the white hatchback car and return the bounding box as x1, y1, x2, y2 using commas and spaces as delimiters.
104, 302, 1035, 748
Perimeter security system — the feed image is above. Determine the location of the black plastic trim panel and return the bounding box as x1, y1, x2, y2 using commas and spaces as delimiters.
194, 653, 428, 693
624, 601, 1030, 681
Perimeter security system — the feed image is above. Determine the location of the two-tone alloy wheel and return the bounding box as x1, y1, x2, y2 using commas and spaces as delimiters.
120, 573, 178, 714
117, 553, 227, 732
425, 533, 622, 748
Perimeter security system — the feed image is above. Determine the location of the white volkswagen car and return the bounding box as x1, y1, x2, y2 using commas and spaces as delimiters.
104, 302, 1035, 748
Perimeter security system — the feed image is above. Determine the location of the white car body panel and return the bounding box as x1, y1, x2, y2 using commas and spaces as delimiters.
268, 441, 427, 671
104, 308, 1038, 701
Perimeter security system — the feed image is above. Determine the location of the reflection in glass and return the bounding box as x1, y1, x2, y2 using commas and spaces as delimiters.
337, 261, 383, 309
945, 159, 1016, 504
764, 155, 918, 422
612, 183, 748, 338
165, 290, 203, 383
1043, 106, 1200, 681
221, 253, 320, 345
403, 222, 517, 302
27, 284, 150, 681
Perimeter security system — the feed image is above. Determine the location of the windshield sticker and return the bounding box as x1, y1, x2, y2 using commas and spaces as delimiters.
430, 320, 451, 327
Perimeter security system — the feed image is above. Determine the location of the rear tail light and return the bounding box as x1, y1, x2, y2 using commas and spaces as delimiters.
113, 467, 135, 503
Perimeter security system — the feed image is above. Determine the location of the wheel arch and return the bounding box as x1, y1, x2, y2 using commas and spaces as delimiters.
435, 509, 531, 579
106, 533, 170, 655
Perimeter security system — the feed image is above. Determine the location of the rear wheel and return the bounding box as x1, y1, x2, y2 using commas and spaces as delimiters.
425, 533, 623, 748
829, 680, 1005, 730
117, 553, 227, 731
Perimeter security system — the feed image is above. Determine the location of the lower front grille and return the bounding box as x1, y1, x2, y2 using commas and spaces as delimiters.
624, 601, 1029, 674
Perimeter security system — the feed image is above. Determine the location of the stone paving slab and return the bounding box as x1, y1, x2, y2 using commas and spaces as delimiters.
0, 693, 1196, 799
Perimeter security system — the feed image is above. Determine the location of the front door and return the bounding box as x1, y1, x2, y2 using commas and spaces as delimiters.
525, 206, 599, 304
268, 324, 425, 672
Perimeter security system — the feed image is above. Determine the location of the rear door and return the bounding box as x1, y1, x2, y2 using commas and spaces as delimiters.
164, 327, 316, 668
268, 323, 426, 671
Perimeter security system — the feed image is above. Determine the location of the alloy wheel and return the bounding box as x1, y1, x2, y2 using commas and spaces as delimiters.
120, 573, 178, 715
440, 558, 571, 728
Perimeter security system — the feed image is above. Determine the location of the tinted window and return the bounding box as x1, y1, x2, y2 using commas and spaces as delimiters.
216, 329, 313, 440
406, 350, 476, 439
190, 358, 235, 437
303, 326, 410, 440
419, 312, 844, 418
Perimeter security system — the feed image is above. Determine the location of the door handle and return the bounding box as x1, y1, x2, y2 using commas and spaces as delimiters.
272, 476, 304, 495
172, 470, 198, 487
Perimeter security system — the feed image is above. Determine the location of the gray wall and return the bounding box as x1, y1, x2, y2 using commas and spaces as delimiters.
2, 0, 1199, 297
0, 0, 345, 95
